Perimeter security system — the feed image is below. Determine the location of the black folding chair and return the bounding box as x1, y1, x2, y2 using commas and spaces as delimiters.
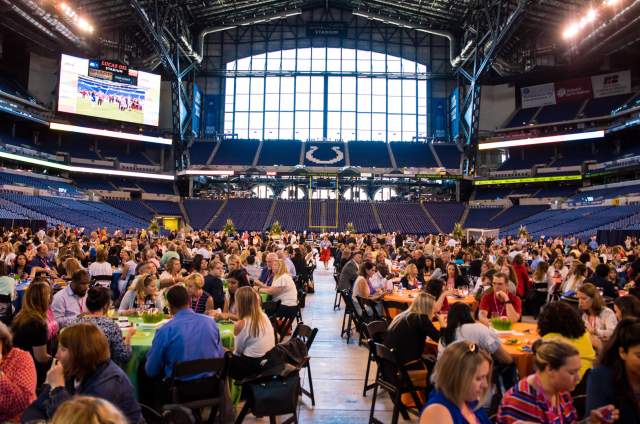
381, 300, 409, 323
168, 354, 230, 424
363, 320, 388, 397
333, 273, 342, 310
291, 323, 319, 406
91, 274, 114, 289
369, 343, 428, 424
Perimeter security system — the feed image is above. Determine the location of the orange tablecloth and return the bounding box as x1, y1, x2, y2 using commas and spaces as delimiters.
384, 290, 476, 306
426, 322, 537, 378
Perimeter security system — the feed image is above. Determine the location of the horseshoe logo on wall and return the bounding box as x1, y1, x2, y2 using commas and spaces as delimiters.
305, 146, 344, 165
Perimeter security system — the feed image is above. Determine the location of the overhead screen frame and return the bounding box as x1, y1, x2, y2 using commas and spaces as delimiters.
57, 53, 162, 127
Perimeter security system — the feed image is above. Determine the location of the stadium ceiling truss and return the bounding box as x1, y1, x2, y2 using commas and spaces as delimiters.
3, 0, 629, 172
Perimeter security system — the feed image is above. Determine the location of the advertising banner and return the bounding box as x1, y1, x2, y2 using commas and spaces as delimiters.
191, 83, 202, 137
591, 70, 631, 98
521, 83, 556, 108
554, 78, 592, 104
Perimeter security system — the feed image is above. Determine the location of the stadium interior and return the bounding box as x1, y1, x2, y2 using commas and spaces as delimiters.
1, 0, 640, 422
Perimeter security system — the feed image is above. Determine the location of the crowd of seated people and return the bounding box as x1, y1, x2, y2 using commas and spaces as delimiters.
331, 231, 640, 423
0, 223, 639, 423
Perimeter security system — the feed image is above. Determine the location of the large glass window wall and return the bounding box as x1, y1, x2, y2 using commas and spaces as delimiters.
224, 47, 427, 142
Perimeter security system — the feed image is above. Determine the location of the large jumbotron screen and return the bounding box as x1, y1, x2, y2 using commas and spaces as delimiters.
57, 54, 161, 126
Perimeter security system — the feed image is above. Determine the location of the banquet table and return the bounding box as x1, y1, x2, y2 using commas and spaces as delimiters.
384, 290, 476, 306
122, 317, 236, 400
426, 321, 538, 378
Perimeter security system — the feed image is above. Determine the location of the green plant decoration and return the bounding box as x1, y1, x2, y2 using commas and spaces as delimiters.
452, 222, 464, 240
223, 218, 236, 236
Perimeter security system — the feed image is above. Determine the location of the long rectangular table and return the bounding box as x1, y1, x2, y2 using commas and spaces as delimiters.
122, 317, 235, 399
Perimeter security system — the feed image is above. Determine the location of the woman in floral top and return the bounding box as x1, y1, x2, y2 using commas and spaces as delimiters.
76, 287, 134, 365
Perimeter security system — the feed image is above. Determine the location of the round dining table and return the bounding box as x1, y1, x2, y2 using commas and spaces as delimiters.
426, 321, 538, 378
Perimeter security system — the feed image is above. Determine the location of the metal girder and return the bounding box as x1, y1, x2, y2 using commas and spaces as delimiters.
127, 0, 197, 170
455, 0, 528, 175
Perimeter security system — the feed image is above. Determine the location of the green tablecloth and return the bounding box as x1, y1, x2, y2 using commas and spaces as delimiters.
121, 317, 236, 400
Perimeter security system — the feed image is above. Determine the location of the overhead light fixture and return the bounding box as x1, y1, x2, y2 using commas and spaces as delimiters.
179, 170, 235, 176
0, 150, 174, 180
49, 122, 173, 145
57, 2, 94, 33
478, 130, 605, 150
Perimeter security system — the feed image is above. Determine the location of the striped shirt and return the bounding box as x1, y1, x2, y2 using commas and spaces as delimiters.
497, 375, 577, 424
190, 291, 210, 314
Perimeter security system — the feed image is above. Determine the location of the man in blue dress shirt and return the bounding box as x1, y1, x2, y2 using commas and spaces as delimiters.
145, 284, 224, 380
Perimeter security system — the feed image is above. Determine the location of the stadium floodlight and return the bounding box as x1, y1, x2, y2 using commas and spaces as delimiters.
478, 130, 605, 150
563, 23, 580, 39
49, 122, 173, 145
58, 2, 94, 33
0, 151, 174, 180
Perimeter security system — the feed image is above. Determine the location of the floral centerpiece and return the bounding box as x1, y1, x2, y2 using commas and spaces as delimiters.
517, 225, 529, 240
346, 222, 355, 233
148, 217, 160, 236
490, 317, 513, 331
141, 309, 165, 324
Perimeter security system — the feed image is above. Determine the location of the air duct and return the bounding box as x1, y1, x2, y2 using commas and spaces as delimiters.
195, 10, 303, 63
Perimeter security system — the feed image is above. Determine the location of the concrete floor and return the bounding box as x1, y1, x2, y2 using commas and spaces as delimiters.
238, 262, 419, 423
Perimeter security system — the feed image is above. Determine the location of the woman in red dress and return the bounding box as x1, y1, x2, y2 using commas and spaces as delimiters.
319, 236, 332, 270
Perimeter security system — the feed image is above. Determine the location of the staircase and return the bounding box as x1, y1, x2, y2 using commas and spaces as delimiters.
205, 198, 228, 230
252, 140, 264, 167
419, 203, 443, 233
429, 144, 443, 168
386, 143, 398, 169
320, 201, 328, 228
459, 207, 471, 228
178, 201, 190, 227
140, 201, 158, 216
371, 202, 385, 233
207, 141, 222, 165
263, 198, 278, 231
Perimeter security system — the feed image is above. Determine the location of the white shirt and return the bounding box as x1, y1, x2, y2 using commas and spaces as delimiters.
234, 313, 276, 358
582, 307, 618, 340
272, 274, 298, 307
88, 261, 113, 277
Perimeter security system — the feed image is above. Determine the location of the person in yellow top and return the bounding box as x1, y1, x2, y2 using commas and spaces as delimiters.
537, 301, 596, 382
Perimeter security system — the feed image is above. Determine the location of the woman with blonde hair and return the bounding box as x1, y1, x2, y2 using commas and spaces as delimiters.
385, 292, 440, 365
0, 241, 15, 266
118, 274, 163, 315
185, 273, 214, 314
229, 286, 275, 379
420, 340, 493, 424
253, 259, 298, 318
578, 283, 618, 343
400, 263, 422, 290
562, 263, 588, 293
51, 396, 127, 424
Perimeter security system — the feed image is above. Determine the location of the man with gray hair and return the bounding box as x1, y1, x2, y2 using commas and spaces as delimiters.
257, 252, 278, 287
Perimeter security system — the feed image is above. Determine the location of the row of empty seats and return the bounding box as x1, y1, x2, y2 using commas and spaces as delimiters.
188, 140, 460, 169
505, 94, 633, 128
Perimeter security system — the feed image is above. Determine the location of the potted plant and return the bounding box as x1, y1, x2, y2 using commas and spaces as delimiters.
223, 218, 236, 237
270, 221, 282, 240
148, 217, 160, 237
452, 222, 464, 241
346, 222, 355, 234
517, 225, 529, 240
